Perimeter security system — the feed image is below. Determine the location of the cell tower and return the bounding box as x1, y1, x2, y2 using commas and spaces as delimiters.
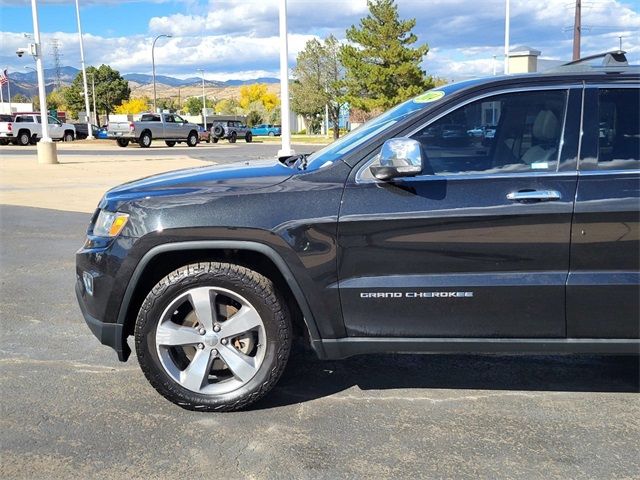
49, 38, 63, 89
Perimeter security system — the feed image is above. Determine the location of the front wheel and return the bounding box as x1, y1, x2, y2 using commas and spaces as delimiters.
116, 138, 129, 148
135, 263, 291, 411
187, 132, 198, 147
245, 132, 253, 143
268, 131, 275, 137
63, 132, 74, 142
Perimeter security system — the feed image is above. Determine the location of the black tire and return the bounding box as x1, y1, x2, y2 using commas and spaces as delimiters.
17, 130, 31, 146
135, 262, 292, 412
63, 131, 74, 142
139, 131, 152, 148
165, 140, 176, 147
187, 131, 198, 147
229, 132, 237, 144
245, 132, 253, 143
268, 131, 275, 137
116, 138, 129, 148
212, 137, 219, 144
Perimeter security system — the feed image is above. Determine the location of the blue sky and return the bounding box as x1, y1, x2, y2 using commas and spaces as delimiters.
1, 0, 639, 81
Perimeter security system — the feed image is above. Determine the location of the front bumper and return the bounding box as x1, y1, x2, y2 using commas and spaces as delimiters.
75, 278, 131, 361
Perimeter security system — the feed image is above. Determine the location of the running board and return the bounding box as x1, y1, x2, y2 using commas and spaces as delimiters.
318, 337, 640, 359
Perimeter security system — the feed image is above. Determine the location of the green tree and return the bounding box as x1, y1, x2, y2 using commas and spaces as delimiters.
183, 96, 215, 115
245, 110, 263, 127
340, 0, 432, 112
11, 93, 29, 103
64, 65, 130, 118
292, 36, 347, 139
214, 98, 241, 115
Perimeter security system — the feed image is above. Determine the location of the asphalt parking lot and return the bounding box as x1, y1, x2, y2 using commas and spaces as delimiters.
1, 142, 639, 479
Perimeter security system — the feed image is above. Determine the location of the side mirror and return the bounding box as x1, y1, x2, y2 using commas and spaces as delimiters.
370, 138, 424, 181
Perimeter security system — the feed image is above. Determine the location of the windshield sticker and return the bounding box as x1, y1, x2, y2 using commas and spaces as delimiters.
413, 91, 445, 103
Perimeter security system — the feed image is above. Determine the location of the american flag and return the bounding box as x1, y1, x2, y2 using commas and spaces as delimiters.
0, 69, 8, 86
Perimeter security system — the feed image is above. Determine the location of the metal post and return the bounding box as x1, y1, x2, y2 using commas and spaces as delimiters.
90, 73, 97, 125
75, 0, 93, 138
277, 0, 293, 157
31, 0, 57, 164
504, 0, 510, 74
198, 68, 205, 127
152, 34, 171, 113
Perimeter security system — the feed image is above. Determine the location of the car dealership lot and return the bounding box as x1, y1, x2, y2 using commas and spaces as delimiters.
1, 142, 639, 479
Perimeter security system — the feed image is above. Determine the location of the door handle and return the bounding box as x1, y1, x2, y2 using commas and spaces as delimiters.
506, 190, 561, 202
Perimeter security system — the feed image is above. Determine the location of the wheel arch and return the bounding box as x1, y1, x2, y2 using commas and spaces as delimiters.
117, 241, 325, 361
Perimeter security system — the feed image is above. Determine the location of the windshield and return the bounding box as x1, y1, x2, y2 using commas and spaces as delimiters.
304, 90, 445, 169
303, 80, 482, 170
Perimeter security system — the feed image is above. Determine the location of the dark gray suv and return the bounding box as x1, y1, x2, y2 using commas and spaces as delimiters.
76, 51, 639, 411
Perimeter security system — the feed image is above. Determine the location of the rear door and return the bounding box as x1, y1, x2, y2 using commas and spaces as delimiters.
338, 85, 582, 338
567, 85, 640, 338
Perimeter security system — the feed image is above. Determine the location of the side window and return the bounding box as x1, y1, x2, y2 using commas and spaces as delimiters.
173, 115, 184, 123
14, 116, 23, 123
592, 88, 639, 171
410, 90, 567, 175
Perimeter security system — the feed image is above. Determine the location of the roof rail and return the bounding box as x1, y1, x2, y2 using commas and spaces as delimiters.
545, 50, 631, 73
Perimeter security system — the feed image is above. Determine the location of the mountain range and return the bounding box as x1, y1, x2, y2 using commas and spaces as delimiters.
6, 66, 279, 93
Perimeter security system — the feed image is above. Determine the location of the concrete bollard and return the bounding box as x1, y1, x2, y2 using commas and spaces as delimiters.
37, 140, 59, 165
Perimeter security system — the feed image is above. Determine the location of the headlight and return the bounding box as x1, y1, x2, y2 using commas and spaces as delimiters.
93, 210, 129, 237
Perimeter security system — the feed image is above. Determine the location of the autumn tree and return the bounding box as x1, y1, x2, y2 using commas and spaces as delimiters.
64, 65, 130, 118
114, 97, 150, 114
340, 0, 433, 112
239, 84, 279, 112
214, 98, 242, 115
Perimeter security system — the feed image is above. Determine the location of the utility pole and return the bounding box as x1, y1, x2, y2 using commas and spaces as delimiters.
277, 0, 293, 158
50, 38, 63, 89
90, 73, 97, 125
197, 69, 206, 127
572, 0, 581, 61
75, 0, 93, 138
504, 0, 510, 74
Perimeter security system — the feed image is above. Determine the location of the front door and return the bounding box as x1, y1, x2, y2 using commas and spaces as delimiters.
338, 87, 581, 338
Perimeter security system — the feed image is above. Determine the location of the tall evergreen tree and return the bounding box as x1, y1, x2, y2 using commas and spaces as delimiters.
340, 0, 432, 112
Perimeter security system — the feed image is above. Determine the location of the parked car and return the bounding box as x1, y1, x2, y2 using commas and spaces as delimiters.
96, 125, 109, 139
210, 120, 252, 143
0, 114, 13, 145
107, 112, 199, 148
4, 113, 76, 145
76, 51, 639, 411
251, 124, 281, 136
74, 123, 102, 140
197, 125, 211, 143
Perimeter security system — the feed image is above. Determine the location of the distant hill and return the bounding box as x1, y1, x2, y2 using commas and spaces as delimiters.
6, 66, 279, 97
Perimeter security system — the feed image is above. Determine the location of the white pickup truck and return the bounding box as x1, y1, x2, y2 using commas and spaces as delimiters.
1, 113, 76, 146
107, 112, 199, 148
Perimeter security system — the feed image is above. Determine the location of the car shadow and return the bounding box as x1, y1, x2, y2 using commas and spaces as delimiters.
252, 350, 639, 410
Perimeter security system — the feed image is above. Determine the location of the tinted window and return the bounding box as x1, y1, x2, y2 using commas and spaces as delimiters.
141, 114, 161, 122
410, 90, 567, 175
593, 88, 639, 171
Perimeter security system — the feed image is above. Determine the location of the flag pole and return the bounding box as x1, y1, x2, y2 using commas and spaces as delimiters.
7, 69, 12, 113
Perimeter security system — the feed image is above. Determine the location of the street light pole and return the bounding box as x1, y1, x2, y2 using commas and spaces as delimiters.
75, 0, 93, 138
30, 0, 57, 164
152, 34, 171, 113
277, 0, 293, 158
197, 68, 206, 127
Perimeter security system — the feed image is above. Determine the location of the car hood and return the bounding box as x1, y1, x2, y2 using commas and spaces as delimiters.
100, 158, 294, 211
